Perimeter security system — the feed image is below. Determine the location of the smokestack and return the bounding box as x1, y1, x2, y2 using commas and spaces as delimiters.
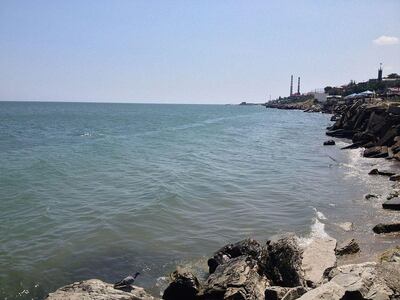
290, 75, 293, 96
297, 77, 300, 95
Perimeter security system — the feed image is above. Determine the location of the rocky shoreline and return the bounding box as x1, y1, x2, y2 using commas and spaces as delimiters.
45, 99, 400, 300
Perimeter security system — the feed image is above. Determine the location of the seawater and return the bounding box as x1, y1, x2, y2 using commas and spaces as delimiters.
0, 102, 397, 299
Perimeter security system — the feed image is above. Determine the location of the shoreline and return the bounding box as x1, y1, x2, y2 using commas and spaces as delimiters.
45, 102, 400, 299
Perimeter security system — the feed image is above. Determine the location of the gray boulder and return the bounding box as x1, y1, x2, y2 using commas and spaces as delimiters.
45, 279, 157, 300
373, 223, 400, 234
382, 197, 400, 210
301, 237, 337, 287
202, 256, 267, 300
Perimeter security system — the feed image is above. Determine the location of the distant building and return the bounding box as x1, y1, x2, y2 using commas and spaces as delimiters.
378, 63, 383, 82
313, 92, 328, 103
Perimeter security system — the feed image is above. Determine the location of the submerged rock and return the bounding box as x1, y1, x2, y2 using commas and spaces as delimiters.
301, 237, 337, 287
262, 234, 306, 287
162, 268, 201, 300
207, 238, 263, 274
335, 239, 360, 256
323, 140, 335, 146
45, 279, 157, 300
389, 174, 400, 181
336, 222, 354, 231
373, 223, 400, 234
368, 169, 396, 176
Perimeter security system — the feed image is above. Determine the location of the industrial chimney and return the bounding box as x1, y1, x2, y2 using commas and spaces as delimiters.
297, 77, 300, 95
290, 75, 293, 96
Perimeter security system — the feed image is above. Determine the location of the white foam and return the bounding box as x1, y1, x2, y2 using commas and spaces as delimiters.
299, 208, 330, 247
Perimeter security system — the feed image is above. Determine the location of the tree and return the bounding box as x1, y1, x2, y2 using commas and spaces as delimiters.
387, 73, 400, 79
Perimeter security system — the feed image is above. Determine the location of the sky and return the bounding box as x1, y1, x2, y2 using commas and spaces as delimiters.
0, 0, 399, 104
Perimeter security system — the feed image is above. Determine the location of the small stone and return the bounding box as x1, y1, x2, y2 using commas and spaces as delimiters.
335, 239, 360, 256
323, 140, 335, 146
364, 194, 378, 200
337, 222, 354, 231
390, 174, 400, 181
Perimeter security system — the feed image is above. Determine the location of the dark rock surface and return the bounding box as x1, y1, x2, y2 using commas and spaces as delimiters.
162, 268, 201, 300
323, 140, 335, 146
382, 197, 400, 210
335, 239, 360, 256
373, 223, 400, 234
207, 238, 263, 274
368, 169, 396, 176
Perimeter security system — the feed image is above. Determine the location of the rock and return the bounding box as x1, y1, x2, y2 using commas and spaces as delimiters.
323, 140, 335, 146
379, 246, 400, 263
382, 197, 400, 210
364, 146, 388, 158
262, 234, 306, 287
202, 256, 267, 300
281, 287, 309, 300
364, 194, 378, 200
264, 286, 291, 300
390, 174, 400, 181
335, 239, 360, 256
368, 169, 396, 176
373, 223, 400, 234
162, 268, 201, 300
297, 281, 345, 300
45, 279, 157, 300
207, 238, 263, 274
387, 104, 400, 115
337, 222, 354, 231
301, 237, 337, 287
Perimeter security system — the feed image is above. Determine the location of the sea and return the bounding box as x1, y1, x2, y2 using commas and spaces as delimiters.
0, 101, 399, 299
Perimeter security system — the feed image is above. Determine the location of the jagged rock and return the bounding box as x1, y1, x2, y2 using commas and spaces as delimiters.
382, 197, 400, 210
207, 238, 263, 274
379, 246, 400, 263
368, 169, 396, 176
389, 174, 400, 181
323, 140, 335, 146
302, 237, 337, 287
265, 286, 291, 300
162, 268, 201, 300
337, 222, 353, 231
45, 279, 157, 300
335, 239, 360, 256
373, 223, 400, 234
265, 286, 308, 300
363, 146, 388, 158
202, 256, 267, 300
297, 281, 345, 300
262, 234, 306, 287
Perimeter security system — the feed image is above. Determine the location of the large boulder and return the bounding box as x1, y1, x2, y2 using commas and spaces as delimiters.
363, 146, 388, 158
373, 223, 400, 234
45, 279, 157, 300
262, 235, 306, 287
297, 281, 345, 300
382, 197, 400, 210
162, 268, 201, 300
207, 238, 263, 274
301, 237, 337, 287
202, 256, 267, 300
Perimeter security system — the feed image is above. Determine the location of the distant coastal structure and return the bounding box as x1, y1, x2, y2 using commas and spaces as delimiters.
378, 63, 383, 82
289, 75, 301, 97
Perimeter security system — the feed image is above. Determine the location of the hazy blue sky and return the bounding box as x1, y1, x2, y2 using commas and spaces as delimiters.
1, 1, 399, 103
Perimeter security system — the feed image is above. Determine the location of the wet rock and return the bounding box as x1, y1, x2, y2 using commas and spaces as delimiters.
203, 256, 267, 300
363, 146, 388, 158
323, 140, 335, 146
389, 174, 400, 181
337, 222, 354, 231
301, 237, 337, 287
297, 281, 345, 300
207, 238, 263, 274
382, 197, 400, 210
45, 279, 157, 300
368, 169, 396, 176
162, 268, 201, 300
364, 194, 378, 200
335, 239, 360, 256
262, 234, 306, 287
379, 246, 400, 263
373, 223, 400, 234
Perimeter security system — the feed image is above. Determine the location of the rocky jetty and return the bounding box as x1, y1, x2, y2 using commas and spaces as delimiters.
46, 238, 400, 300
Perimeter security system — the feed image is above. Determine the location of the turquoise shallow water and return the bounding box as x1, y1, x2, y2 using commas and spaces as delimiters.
0, 102, 394, 299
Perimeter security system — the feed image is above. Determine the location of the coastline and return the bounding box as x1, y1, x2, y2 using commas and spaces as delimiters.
44, 102, 400, 299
